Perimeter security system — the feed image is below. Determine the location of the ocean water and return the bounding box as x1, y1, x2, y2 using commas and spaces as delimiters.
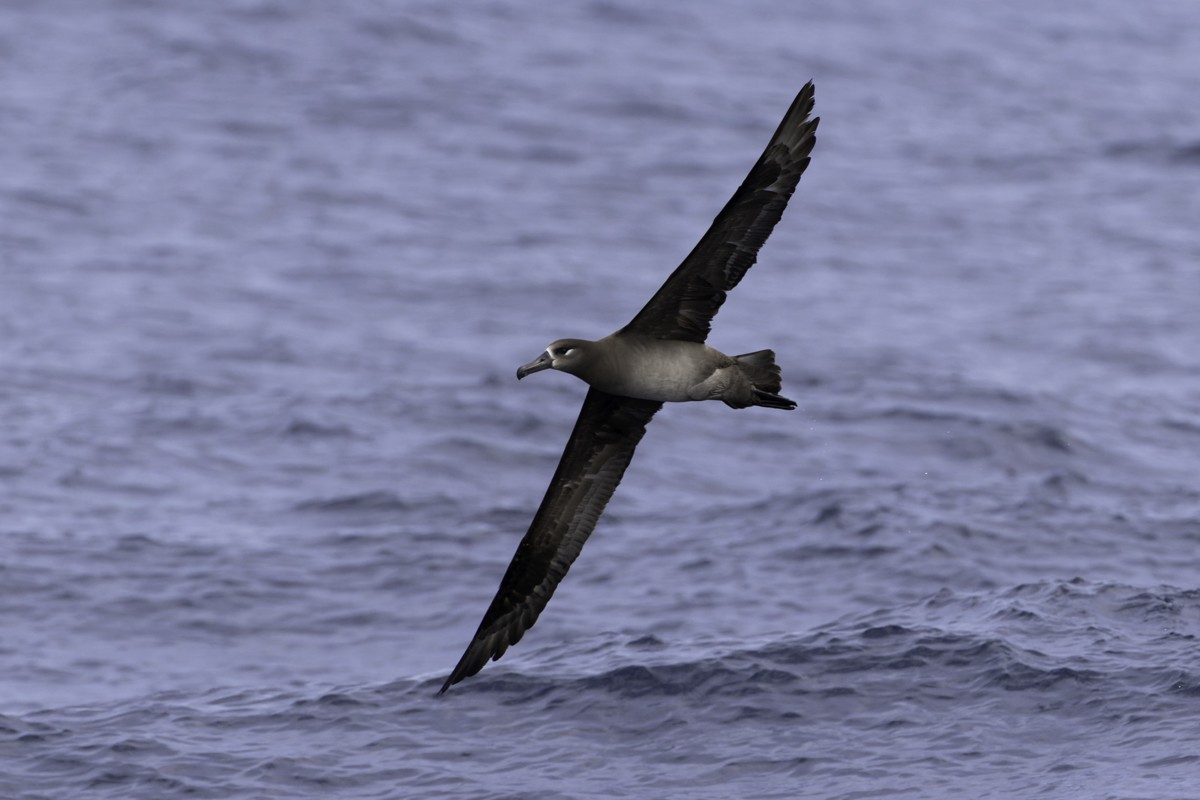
2, 1, 1199, 797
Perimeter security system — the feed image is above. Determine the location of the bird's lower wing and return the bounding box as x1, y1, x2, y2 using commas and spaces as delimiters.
440, 389, 662, 692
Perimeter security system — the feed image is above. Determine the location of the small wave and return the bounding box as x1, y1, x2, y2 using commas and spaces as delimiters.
1106, 138, 1200, 165
283, 418, 357, 438
293, 490, 413, 513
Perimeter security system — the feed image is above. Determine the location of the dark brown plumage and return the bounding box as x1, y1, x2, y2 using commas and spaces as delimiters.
440, 83, 818, 693
622, 84, 819, 342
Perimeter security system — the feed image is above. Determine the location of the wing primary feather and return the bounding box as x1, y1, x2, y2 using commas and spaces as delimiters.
620, 81, 819, 343
439, 390, 661, 693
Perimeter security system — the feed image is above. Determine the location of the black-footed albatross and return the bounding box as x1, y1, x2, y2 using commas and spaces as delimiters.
440, 82, 818, 693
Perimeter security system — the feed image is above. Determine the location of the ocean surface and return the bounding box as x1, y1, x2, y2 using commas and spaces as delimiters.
2, 1, 1199, 798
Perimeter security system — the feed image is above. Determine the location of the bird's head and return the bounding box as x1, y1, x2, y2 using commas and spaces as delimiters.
516, 338, 592, 380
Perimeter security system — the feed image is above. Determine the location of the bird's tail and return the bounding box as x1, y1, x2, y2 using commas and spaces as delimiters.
732, 350, 796, 410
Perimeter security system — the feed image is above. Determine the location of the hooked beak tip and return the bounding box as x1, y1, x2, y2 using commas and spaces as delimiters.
516, 353, 552, 381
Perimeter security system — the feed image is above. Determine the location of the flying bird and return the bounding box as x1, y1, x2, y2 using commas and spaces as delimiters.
441, 82, 818, 693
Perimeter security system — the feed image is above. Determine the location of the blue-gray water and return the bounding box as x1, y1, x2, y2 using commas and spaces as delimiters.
3, 1, 1199, 798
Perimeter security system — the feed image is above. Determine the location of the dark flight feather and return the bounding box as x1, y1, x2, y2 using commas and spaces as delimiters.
621, 81, 818, 343
440, 390, 661, 692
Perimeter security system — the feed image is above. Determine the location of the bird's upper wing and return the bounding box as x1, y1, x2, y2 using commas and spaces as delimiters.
620, 82, 819, 343
440, 389, 661, 693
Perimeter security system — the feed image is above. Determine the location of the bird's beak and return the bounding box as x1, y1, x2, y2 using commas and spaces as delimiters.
516, 352, 552, 380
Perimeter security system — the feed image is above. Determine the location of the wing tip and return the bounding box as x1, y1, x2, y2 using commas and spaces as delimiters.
760, 80, 818, 162
789, 81, 816, 120
438, 635, 496, 694
437, 657, 478, 696
785, 81, 819, 149
437, 666, 462, 696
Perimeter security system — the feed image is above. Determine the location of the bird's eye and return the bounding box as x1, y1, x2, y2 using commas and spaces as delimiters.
556, 347, 574, 357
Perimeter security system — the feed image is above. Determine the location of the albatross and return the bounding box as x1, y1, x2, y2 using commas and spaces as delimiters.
440, 82, 819, 693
